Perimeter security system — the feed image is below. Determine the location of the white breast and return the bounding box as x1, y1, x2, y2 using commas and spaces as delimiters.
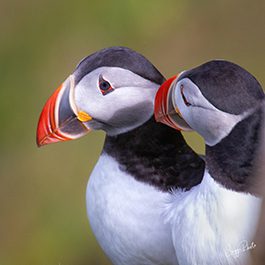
86, 154, 179, 265
164, 171, 261, 265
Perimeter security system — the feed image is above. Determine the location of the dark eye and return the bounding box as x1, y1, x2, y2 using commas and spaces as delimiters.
180, 84, 191, 106
100, 81, 111, 90
99, 75, 113, 95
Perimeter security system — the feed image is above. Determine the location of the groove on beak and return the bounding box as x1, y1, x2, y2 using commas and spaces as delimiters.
154, 75, 191, 131
36, 75, 91, 147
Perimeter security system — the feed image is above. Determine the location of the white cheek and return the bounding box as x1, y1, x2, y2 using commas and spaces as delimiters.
75, 80, 157, 122
114, 87, 156, 106
74, 78, 113, 119
187, 108, 225, 145
173, 83, 192, 125
175, 90, 243, 145
172, 79, 246, 146
72, 66, 159, 135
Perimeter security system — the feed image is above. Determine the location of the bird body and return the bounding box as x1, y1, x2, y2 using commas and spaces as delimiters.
164, 170, 261, 265
154, 60, 264, 265
86, 117, 204, 265
36, 47, 205, 265
87, 153, 177, 265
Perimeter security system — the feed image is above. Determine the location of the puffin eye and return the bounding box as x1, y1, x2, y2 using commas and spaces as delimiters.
100, 81, 111, 90
180, 84, 191, 107
98, 75, 113, 95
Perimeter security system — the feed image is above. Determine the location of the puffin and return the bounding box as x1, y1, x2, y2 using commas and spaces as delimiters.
154, 60, 265, 265
36, 47, 205, 265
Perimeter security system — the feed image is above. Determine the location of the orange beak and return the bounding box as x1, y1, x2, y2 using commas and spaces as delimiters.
36, 76, 92, 147
154, 75, 191, 131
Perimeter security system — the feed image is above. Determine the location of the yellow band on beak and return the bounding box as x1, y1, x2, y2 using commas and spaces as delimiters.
175, 107, 183, 118
77, 111, 93, 122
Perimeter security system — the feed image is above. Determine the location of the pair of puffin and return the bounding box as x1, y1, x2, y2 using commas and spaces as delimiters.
37, 47, 264, 265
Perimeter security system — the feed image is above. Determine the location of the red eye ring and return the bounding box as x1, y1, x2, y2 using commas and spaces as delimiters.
180, 84, 191, 106
98, 75, 113, 95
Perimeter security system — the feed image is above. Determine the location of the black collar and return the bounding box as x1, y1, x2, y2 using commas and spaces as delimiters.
103, 117, 205, 192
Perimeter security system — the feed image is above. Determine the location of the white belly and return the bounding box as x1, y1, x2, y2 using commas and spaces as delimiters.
86, 154, 178, 265
164, 171, 261, 265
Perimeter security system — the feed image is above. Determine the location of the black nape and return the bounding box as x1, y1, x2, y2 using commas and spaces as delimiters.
206, 107, 263, 195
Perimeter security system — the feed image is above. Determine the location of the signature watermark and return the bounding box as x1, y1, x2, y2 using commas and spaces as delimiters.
225, 240, 256, 258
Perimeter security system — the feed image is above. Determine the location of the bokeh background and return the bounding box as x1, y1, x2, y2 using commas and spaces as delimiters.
1, 1, 265, 264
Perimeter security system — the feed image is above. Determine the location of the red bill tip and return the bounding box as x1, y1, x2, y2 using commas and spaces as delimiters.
154, 76, 177, 127
154, 74, 192, 131
36, 84, 70, 147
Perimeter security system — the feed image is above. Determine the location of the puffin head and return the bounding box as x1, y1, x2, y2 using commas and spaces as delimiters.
37, 47, 165, 146
155, 60, 265, 146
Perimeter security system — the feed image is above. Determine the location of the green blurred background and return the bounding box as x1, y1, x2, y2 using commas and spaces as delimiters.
1, 0, 265, 264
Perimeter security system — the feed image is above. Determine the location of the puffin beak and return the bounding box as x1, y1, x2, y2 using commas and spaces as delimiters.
154, 75, 191, 131
36, 75, 92, 147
